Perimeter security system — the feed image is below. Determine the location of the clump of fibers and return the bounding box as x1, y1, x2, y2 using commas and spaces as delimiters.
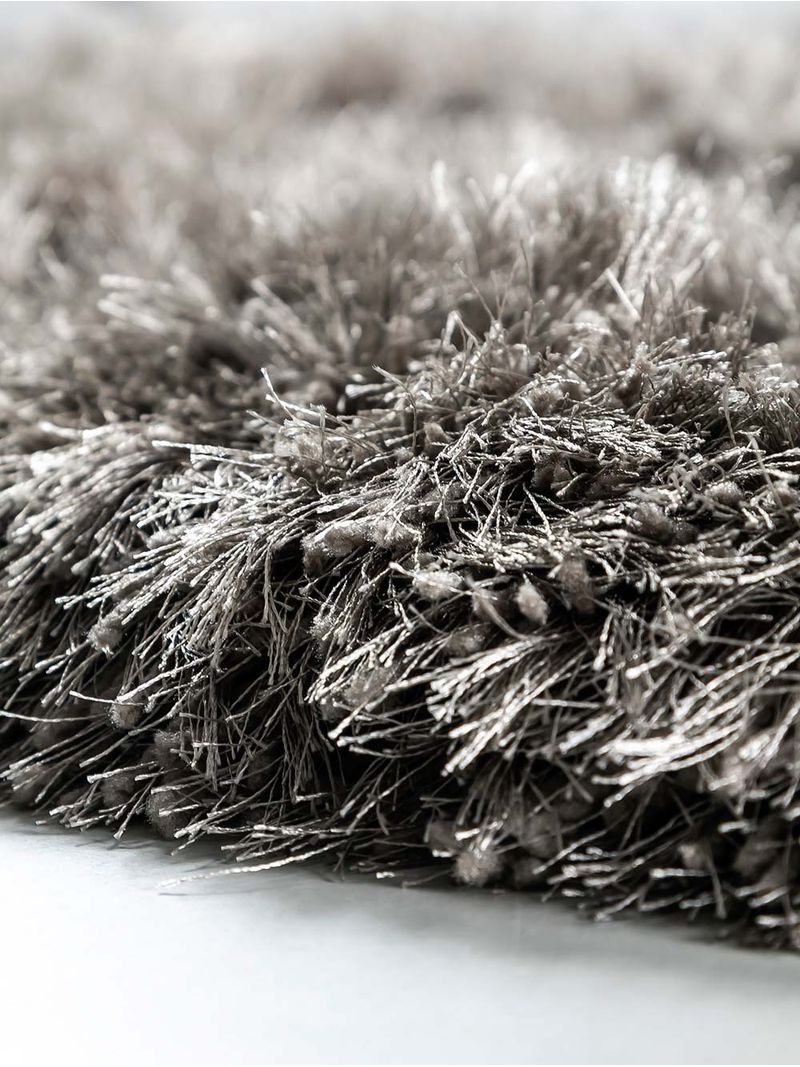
4, 8, 800, 949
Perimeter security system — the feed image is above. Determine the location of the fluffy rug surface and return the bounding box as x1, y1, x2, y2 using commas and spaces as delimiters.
5, 5, 800, 947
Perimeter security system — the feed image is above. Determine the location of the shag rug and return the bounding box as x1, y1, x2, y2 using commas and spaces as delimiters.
5, 7, 800, 948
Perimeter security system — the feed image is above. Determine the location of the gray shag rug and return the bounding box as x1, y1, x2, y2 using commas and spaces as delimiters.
5, 7, 800, 948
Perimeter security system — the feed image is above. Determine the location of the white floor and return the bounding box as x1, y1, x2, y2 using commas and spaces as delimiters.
2, 810, 799, 1065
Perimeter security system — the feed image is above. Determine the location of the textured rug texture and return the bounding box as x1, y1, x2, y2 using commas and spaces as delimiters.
5, 6, 800, 947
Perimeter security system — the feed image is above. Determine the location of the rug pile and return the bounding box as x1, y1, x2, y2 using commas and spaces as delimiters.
3, 7, 800, 946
